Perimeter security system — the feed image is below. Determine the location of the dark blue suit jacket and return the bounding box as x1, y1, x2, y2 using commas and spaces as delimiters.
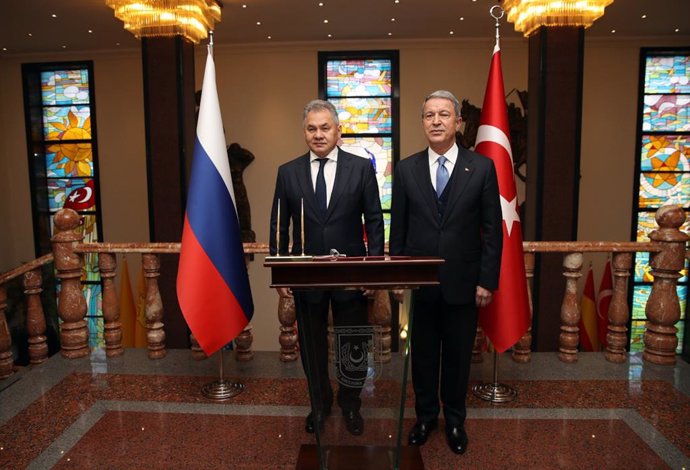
389, 146, 502, 304
270, 147, 384, 259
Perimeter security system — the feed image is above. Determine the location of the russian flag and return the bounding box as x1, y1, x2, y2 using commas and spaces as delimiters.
177, 46, 253, 356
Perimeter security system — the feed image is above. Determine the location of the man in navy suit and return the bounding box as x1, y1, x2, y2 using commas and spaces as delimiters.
269, 99, 384, 436
390, 90, 502, 454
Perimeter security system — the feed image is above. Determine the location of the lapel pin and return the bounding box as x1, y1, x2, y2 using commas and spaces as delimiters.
465, 167, 470, 172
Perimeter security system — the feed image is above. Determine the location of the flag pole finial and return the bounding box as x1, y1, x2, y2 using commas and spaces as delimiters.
490, 5, 504, 46
208, 30, 215, 56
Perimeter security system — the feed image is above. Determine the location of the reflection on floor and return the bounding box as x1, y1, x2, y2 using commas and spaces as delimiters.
1, 349, 688, 469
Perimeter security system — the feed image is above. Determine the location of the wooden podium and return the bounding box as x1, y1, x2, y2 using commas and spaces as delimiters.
264, 256, 443, 470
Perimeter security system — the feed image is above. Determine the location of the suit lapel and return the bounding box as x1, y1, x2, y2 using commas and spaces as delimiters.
411, 150, 441, 224
296, 153, 319, 217
325, 148, 352, 221
442, 148, 475, 223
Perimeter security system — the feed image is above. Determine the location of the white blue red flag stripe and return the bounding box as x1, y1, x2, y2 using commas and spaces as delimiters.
177, 46, 253, 356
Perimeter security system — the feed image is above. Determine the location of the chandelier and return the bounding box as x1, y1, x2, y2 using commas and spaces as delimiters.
106, 0, 222, 44
503, 0, 614, 37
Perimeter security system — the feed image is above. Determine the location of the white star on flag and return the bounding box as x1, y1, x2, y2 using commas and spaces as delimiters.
500, 194, 520, 236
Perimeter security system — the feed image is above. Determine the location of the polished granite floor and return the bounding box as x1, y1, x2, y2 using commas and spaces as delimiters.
1, 348, 689, 469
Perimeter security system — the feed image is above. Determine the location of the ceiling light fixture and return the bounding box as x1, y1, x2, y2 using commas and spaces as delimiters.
504, 0, 614, 37
105, 0, 222, 44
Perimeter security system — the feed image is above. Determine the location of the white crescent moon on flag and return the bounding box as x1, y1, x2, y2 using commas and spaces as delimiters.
78, 186, 92, 203
475, 124, 514, 165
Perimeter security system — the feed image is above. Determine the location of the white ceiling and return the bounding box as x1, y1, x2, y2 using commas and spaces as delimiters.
1, 0, 689, 55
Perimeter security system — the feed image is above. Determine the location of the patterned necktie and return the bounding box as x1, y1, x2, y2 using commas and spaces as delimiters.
315, 158, 328, 214
436, 155, 449, 198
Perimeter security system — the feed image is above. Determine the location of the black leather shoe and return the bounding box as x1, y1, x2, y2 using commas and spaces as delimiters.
343, 410, 364, 435
446, 425, 468, 454
408, 419, 438, 445
305, 409, 331, 434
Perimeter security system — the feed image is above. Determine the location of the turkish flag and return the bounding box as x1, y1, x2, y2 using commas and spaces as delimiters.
474, 40, 531, 353
63, 179, 96, 211
597, 259, 613, 349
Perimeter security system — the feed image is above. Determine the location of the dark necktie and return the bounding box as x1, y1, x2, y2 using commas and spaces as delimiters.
315, 158, 328, 215
436, 155, 449, 198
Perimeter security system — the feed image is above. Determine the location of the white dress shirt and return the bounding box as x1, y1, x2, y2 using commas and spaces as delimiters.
310, 146, 339, 207
428, 143, 458, 193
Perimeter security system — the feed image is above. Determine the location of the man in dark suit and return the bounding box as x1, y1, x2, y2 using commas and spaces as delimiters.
390, 90, 502, 454
269, 99, 384, 436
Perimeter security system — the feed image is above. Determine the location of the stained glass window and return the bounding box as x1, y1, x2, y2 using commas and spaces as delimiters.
632, 49, 690, 354
320, 52, 399, 241
23, 62, 103, 350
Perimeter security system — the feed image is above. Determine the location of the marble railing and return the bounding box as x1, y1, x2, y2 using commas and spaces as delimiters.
0, 205, 687, 380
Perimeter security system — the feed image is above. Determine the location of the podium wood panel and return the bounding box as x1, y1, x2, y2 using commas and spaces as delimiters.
265, 256, 443, 289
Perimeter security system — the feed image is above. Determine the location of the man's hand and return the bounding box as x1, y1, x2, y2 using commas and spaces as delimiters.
391, 289, 405, 303
362, 289, 377, 298
476, 286, 493, 308
277, 287, 293, 298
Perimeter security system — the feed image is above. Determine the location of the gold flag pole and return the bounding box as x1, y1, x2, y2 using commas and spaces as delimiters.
471, 4, 518, 404
199, 30, 245, 401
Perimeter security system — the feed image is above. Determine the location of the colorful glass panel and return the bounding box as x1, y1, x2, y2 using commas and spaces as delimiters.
634, 252, 653, 283
84, 283, 104, 349
340, 137, 393, 210
629, 320, 646, 352
43, 106, 92, 141
640, 135, 690, 172
644, 55, 690, 94
630, 286, 686, 353
326, 59, 392, 97
47, 178, 96, 211
642, 94, 690, 132
634, 51, 690, 355
638, 172, 689, 208
632, 285, 651, 320
45, 142, 93, 178
40, 69, 90, 106
331, 97, 392, 134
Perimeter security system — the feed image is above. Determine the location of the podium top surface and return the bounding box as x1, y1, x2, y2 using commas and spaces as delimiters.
264, 255, 443, 289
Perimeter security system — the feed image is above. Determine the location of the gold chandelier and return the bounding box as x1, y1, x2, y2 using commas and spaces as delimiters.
106, 0, 222, 44
503, 0, 614, 37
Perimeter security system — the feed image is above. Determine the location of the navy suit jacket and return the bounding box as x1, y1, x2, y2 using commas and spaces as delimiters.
389, 146, 502, 304
270, 148, 384, 259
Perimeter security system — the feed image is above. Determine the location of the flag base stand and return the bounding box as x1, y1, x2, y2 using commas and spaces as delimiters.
471, 350, 517, 403
471, 382, 516, 403
201, 349, 245, 401
202, 380, 244, 400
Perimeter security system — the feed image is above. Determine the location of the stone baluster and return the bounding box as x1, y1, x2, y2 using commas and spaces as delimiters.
52, 209, 89, 358
512, 252, 535, 363
278, 295, 298, 362
558, 252, 583, 363
605, 252, 632, 363
472, 327, 485, 363
0, 286, 12, 379
369, 290, 392, 364
235, 325, 254, 361
99, 253, 123, 357
643, 205, 688, 365
142, 253, 166, 359
24, 269, 48, 365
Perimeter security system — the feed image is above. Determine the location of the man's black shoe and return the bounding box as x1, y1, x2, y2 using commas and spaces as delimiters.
407, 419, 438, 445
305, 409, 331, 434
446, 425, 468, 454
343, 410, 364, 435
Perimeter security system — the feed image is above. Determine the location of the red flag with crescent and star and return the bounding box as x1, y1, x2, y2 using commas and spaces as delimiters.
63, 179, 96, 211
474, 38, 531, 353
